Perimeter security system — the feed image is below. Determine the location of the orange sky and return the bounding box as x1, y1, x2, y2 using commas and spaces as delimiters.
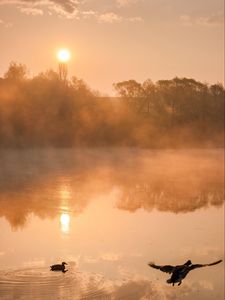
0, 0, 224, 94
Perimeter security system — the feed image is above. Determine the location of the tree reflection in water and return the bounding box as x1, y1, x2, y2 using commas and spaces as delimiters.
0, 149, 224, 229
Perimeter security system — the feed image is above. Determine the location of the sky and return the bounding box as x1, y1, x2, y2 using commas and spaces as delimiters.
0, 0, 224, 94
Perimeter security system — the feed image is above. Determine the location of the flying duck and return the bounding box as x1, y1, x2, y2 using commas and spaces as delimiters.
148, 259, 222, 286
50, 262, 68, 273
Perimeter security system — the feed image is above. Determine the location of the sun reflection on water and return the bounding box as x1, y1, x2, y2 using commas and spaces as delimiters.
60, 213, 70, 233
58, 182, 72, 233
60, 185, 71, 201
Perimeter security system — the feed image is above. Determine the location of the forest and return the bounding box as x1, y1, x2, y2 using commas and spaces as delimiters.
0, 62, 224, 148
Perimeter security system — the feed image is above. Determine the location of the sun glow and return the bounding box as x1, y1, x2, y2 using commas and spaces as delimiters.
57, 49, 71, 62
60, 213, 70, 233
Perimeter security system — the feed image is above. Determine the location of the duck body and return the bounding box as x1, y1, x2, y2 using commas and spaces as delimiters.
50, 262, 68, 273
167, 263, 191, 286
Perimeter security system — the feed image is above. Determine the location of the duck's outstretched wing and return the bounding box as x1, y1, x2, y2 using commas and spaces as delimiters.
148, 262, 175, 274
189, 259, 222, 271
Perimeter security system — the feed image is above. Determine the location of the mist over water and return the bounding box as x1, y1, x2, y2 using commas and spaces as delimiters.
0, 148, 223, 229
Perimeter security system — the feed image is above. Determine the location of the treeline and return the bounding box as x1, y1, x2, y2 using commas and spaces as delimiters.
0, 62, 224, 148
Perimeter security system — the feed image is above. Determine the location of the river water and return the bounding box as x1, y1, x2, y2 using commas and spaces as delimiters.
0, 148, 224, 299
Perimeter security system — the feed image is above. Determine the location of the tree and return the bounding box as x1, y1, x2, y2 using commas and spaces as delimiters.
37, 69, 59, 81
4, 61, 28, 81
113, 80, 143, 98
113, 80, 145, 112
142, 79, 156, 113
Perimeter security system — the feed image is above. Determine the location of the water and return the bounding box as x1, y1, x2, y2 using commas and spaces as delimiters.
0, 148, 224, 299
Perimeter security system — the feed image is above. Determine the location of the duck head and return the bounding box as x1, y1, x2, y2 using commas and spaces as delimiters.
184, 260, 192, 266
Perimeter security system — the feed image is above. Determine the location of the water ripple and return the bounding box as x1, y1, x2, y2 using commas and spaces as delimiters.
0, 266, 111, 300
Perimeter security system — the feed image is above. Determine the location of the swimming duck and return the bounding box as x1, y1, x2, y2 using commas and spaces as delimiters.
50, 262, 68, 273
148, 259, 222, 286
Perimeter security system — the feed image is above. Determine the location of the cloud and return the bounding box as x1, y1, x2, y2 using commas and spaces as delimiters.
111, 278, 218, 300
0, 18, 12, 27
83, 253, 122, 264
51, 0, 79, 14
19, 7, 43, 15
197, 12, 224, 26
116, 0, 129, 7
0, 0, 80, 18
82, 10, 96, 16
128, 16, 143, 22
113, 279, 159, 300
48, 1, 79, 19
0, 0, 145, 22
98, 12, 122, 23
81, 10, 97, 20
116, 0, 140, 8
88, 12, 143, 24
180, 12, 224, 27
101, 253, 122, 262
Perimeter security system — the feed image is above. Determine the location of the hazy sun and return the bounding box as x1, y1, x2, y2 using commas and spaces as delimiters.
57, 49, 71, 62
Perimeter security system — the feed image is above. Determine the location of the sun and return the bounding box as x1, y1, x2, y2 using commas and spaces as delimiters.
57, 49, 71, 62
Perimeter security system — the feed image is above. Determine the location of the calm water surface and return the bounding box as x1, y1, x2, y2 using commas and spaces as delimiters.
0, 149, 224, 300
